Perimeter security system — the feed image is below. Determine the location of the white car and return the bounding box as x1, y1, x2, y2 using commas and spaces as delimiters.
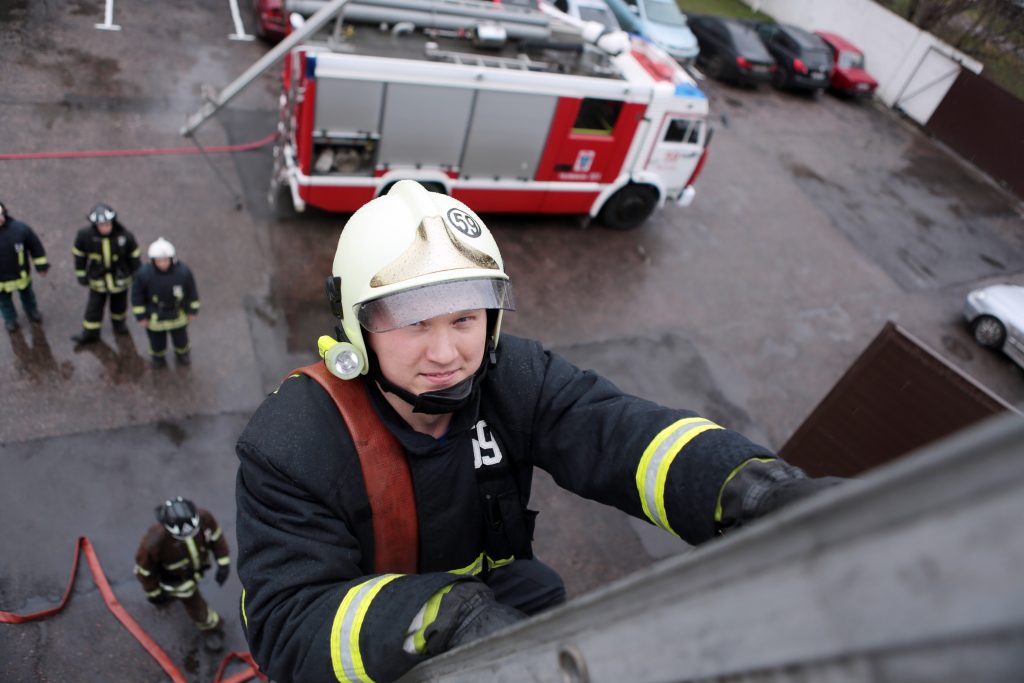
545, 0, 620, 32
964, 284, 1024, 368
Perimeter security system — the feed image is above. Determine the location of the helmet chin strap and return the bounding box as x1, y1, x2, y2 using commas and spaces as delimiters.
368, 340, 495, 415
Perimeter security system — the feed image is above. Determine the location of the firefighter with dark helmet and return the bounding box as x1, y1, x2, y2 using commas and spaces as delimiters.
70, 203, 141, 345
134, 496, 231, 652
0, 200, 49, 333
234, 180, 844, 683
131, 237, 200, 368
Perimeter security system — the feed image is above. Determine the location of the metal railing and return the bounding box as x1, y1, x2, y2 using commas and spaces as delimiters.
400, 412, 1024, 682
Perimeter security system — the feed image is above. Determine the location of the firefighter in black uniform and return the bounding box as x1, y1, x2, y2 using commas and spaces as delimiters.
0, 200, 49, 333
134, 496, 231, 652
70, 203, 141, 345
132, 237, 200, 368
234, 181, 844, 683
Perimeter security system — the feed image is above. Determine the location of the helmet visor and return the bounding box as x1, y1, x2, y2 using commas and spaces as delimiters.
358, 278, 514, 333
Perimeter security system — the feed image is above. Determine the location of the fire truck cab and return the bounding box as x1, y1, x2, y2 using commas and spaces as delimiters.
275, 0, 711, 229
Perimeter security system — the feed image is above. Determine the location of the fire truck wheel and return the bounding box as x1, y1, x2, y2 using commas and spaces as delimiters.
599, 185, 658, 231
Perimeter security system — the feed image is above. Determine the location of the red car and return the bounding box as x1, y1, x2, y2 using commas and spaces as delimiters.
253, 0, 288, 43
815, 31, 878, 98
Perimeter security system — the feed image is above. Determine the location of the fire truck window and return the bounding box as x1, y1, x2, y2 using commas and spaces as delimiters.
664, 118, 701, 144
554, 0, 568, 11
572, 98, 623, 135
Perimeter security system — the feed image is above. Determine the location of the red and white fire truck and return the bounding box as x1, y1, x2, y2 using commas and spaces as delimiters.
267, 0, 711, 229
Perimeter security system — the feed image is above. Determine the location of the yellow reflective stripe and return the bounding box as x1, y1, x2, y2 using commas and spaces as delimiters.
161, 579, 197, 597
714, 457, 778, 523
75, 270, 87, 277
32, 256, 48, 266
133, 564, 152, 577
449, 553, 485, 576
331, 574, 402, 683
184, 537, 202, 571
217, 555, 230, 566
165, 558, 190, 570
241, 589, 249, 628
110, 311, 127, 321
146, 587, 163, 597
198, 607, 221, 630
132, 305, 146, 314
72, 247, 85, 257
412, 584, 455, 653
0, 275, 30, 292
636, 418, 723, 535
210, 526, 223, 542
102, 238, 111, 269
486, 554, 514, 571
130, 247, 141, 257
82, 320, 102, 330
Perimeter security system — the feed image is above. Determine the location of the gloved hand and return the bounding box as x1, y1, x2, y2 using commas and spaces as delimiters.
148, 591, 172, 606
76, 276, 88, 287
423, 581, 526, 656
718, 459, 845, 533
215, 564, 230, 586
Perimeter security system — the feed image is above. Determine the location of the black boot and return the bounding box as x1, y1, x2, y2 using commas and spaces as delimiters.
151, 355, 168, 369
4, 319, 17, 333
176, 352, 191, 366
71, 330, 100, 345
113, 320, 130, 336
27, 310, 42, 324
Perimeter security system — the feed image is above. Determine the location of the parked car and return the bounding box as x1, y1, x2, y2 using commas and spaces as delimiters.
754, 22, 832, 93
603, 0, 699, 62
964, 284, 1024, 368
815, 31, 878, 98
253, 0, 288, 42
545, 0, 620, 32
689, 15, 776, 87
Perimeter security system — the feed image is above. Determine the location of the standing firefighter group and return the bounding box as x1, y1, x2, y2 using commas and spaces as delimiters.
0, 200, 200, 367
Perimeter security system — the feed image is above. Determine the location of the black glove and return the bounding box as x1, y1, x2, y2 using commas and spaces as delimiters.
148, 591, 172, 606
423, 581, 526, 656
215, 564, 230, 586
718, 459, 845, 533
77, 276, 88, 287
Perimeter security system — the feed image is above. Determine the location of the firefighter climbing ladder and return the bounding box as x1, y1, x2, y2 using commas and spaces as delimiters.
399, 412, 1024, 682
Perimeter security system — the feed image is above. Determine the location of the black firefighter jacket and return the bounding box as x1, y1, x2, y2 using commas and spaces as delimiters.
235, 335, 775, 683
131, 261, 200, 332
71, 222, 140, 293
0, 217, 49, 292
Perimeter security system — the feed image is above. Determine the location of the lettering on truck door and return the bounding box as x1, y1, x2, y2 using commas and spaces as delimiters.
644, 114, 705, 195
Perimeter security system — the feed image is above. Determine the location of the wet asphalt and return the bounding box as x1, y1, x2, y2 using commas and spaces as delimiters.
1, 1, 1022, 681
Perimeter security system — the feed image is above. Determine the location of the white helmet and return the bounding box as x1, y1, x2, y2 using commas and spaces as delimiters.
148, 237, 176, 260
323, 180, 514, 388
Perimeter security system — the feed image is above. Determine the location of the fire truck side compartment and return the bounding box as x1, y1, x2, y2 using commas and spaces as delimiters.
459, 91, 558, 180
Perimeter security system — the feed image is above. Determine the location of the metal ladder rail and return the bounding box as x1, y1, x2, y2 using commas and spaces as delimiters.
399, 412, 1024, 682
181, 0, 353, 137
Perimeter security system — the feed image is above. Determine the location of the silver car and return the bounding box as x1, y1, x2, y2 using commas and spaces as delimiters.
964, 284, 1024, 368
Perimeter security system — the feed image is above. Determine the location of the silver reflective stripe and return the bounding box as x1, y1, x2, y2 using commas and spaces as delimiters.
637, 418, 722, 534
332, 574, 402, 683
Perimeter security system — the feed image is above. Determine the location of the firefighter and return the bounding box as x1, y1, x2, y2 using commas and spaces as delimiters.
70, 203, 141, 345
131, 237, 200, 368
234, 180, 844, 683
134, 496, 231, 652
0, 200, 49, 333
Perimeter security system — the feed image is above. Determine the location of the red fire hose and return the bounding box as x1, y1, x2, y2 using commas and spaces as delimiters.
0, 536, 265, 683
0, 133, 277, 161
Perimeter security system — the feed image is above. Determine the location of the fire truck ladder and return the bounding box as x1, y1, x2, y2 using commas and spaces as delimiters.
423, 42, 549, 71
398, 412, 1024, 683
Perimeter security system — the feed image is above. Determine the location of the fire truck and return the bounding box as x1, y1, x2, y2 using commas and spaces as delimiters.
193, 0, 712, 229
